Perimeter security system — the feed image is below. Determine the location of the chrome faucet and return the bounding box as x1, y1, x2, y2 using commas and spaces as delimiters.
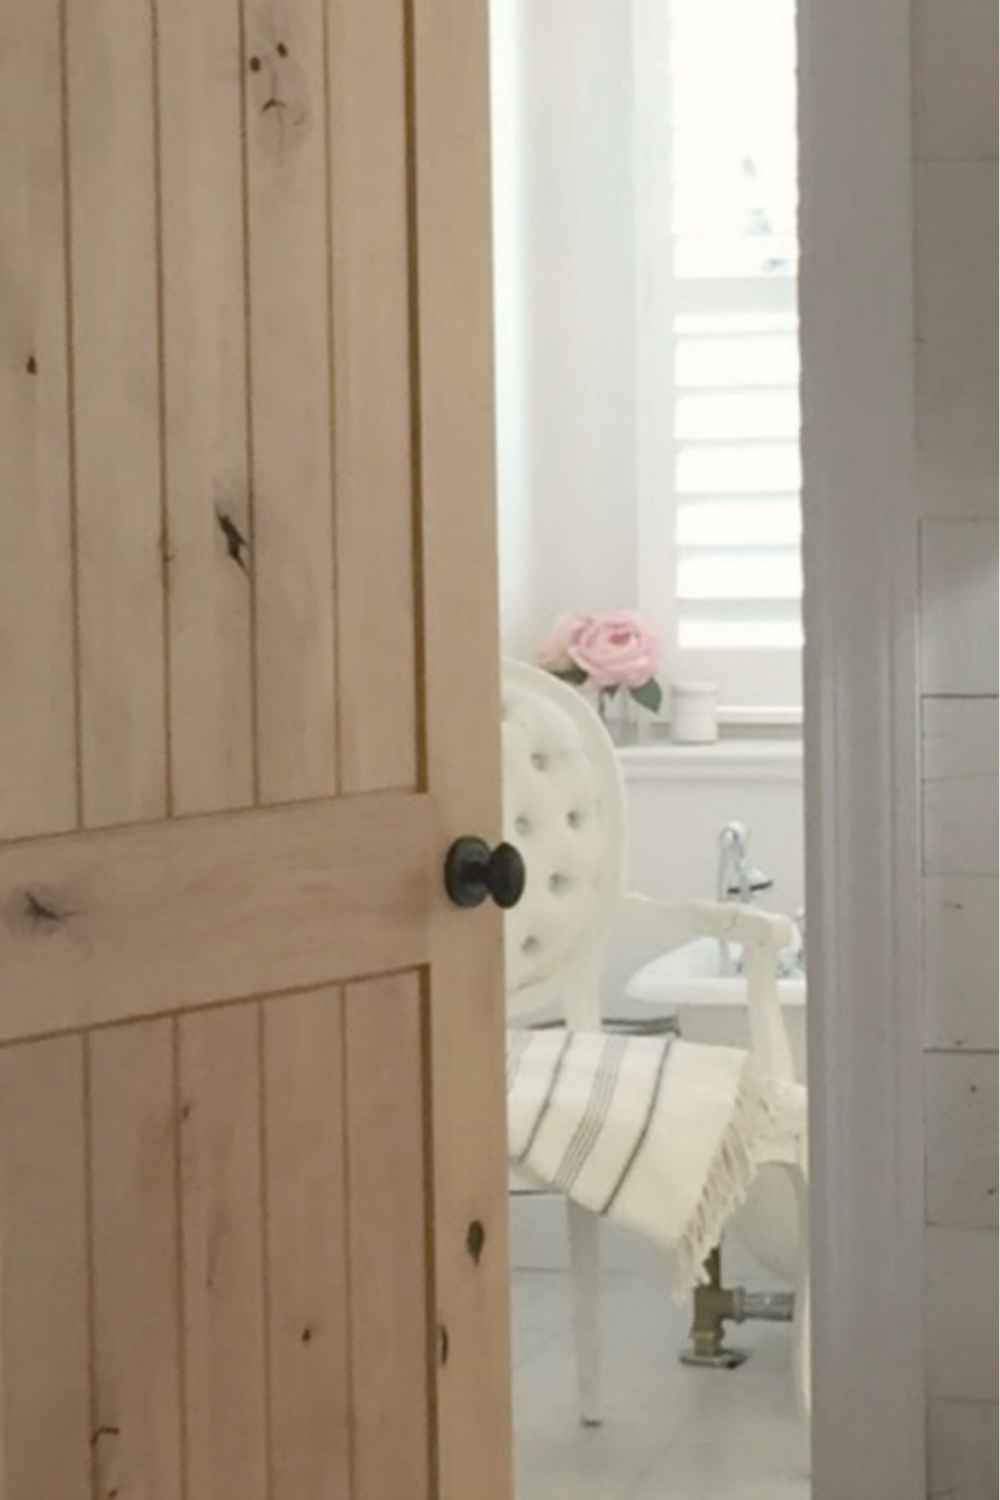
716, 822, 774, 974
716, 822, 774, 904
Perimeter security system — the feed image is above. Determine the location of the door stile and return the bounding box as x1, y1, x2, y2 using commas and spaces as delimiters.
411, 1, 514, 1495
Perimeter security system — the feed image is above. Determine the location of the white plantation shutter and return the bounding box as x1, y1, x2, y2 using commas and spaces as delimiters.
636, 0, 803, 715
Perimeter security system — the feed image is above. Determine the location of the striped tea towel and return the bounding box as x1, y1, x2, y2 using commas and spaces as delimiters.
507, 1027, 776, 1298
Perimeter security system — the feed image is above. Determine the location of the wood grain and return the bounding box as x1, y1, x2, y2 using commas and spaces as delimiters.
0, 0, 78, 841
263, 988, 351, 1499
0, 0, 511, 1487
89, 1020, 183, 1500
328, 0, 419, 793
158, 0, 255, 816
0, 1037, 90, 1499
345, 972, 432, 1500
244, 0, 338, 804
0, 790, 432, 1041
67, 0, 167, 827
179, 1005, 268, 1500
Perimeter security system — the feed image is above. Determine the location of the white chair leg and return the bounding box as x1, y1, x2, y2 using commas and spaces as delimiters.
566, 1199, 602, 1425
790, 1168, 811, 1420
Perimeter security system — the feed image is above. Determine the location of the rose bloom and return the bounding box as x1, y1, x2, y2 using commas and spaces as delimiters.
568, 611, 661, 689
534, 612, 588, 673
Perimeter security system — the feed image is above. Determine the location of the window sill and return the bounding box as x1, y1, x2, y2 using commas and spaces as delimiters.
719, 705, 803, 729
617, 738, 803, 784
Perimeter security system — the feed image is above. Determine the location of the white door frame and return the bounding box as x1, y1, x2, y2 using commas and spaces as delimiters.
799, 0, 926, 1495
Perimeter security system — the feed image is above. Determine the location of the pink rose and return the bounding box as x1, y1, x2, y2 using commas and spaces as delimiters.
567, 611, 661, 689
535, 612, 588, 673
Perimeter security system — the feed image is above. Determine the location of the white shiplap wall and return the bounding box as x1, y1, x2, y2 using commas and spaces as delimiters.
915, 1, 999, 1492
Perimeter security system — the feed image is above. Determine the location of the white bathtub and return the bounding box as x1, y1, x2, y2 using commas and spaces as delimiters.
624, 937, 806, 1285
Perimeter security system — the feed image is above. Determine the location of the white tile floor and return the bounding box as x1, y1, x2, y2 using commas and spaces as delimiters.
511, 1245, 811, 1500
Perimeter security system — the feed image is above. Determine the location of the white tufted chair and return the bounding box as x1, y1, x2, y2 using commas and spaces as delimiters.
501, 659, 809, 1424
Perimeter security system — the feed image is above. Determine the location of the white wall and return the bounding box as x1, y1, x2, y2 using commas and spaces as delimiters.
914, 0, 999, 1488
620, 752, 804, 913
490, 0, 637, 659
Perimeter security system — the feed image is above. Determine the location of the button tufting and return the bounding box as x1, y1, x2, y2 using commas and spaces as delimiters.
514, 815, 532, 836
530, 752, 549, 771
566, 809, 583, 828
521, 936, 540, 955
548, 873, 570, 894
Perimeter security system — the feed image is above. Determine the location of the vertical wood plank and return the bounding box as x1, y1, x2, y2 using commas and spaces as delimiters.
158, 0, 255, 816
925, 1226, 999, 1401
89, 1020, 183, 1500
0, 1038, 90, 1499
913, 0, 999, 162
0, 0, 78, 840
244, 0, 337, 804
914, 161, 998, 519
67, 0, 167, 828
345, 972, 432, 1500
927, 1398, 999, 1500
328, 0, 418, 793
922, 698, 999, 876
923, 875, 999, 1051
925, 1052, 999, 1230
263, 987, 350, 1500
179, 1005, 268, 1500
919, 518, 999, 696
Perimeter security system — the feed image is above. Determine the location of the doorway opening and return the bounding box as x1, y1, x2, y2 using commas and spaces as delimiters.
490, 2, 810, 1496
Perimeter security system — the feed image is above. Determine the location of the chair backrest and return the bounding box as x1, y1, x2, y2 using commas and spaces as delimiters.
501, 659, 627, 1027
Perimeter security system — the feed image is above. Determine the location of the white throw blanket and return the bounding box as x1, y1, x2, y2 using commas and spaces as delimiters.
507, 1027, 778, 1298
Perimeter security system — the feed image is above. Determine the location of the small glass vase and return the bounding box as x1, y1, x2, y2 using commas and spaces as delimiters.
597, 688, 643, 747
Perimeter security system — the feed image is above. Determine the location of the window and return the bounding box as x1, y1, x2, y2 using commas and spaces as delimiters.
635, 0, 802, 717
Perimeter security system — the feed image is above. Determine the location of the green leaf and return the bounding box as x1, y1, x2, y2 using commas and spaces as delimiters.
629, 678, 663, 713
554, 666, 588, 686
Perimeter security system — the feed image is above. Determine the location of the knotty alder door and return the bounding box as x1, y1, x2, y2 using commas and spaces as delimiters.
0, 1, 512, 1497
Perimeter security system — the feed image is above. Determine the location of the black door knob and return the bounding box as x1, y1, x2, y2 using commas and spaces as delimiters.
444, 837, 526, 910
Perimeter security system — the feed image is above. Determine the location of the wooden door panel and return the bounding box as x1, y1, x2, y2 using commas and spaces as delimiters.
0, 1037, 91, 1499
1, 0, 424, 832
0, 985, 434, 1497
0, 792, 431, 1042
67, 0, 168, 830
0, 0, 78, 843
159, 0, 255, 819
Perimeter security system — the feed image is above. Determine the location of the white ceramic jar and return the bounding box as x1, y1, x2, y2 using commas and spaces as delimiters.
668, 680, 719, 744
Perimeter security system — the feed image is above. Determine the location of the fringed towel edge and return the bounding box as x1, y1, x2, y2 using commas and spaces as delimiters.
667, 1061, 779, 1301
